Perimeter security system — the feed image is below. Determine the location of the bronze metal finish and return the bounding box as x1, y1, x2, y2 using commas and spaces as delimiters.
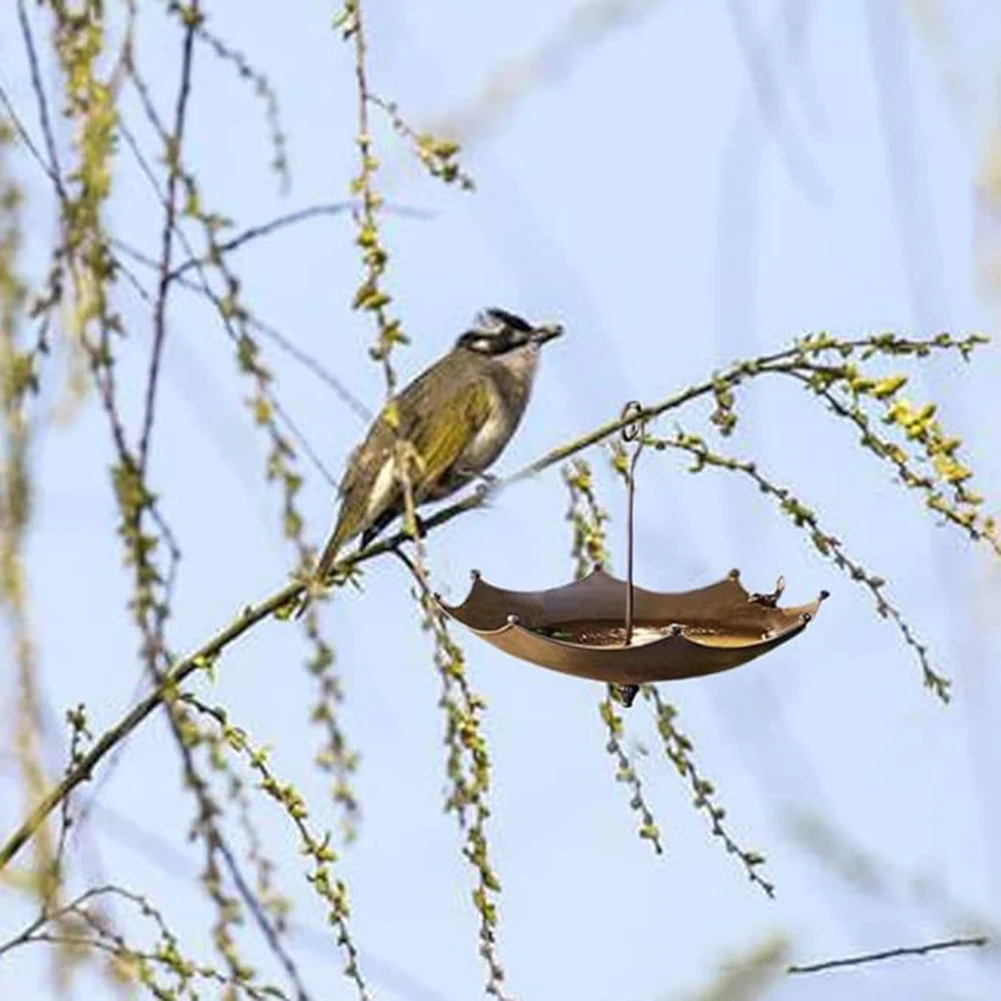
437, 567, 826, 685
435, 400, 827, 693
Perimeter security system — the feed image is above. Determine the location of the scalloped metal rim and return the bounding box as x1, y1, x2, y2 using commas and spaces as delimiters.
436, 567, 827, 685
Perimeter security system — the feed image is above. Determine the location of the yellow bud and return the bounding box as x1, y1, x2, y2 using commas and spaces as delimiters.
872, 375, 907, 399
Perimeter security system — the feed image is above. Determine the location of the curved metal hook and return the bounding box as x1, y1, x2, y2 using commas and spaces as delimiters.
620, 399, 645, 443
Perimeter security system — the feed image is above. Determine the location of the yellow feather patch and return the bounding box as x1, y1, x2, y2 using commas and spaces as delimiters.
410, 380, 494, 498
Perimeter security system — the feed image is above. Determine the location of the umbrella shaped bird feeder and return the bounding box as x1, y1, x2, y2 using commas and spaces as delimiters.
437, 403, 827, 706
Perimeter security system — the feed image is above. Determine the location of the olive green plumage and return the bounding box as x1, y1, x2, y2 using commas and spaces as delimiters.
312, 307, 563, 585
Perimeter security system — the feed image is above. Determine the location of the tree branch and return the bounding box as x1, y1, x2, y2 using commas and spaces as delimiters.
0, 582, 299, 871
138, 6, 199, 473
788, 934, 988, 974
0, 332, 986, 871
165, 201, 429, 283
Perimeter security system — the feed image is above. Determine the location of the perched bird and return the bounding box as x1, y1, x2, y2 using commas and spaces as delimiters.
309, 307, 563, 588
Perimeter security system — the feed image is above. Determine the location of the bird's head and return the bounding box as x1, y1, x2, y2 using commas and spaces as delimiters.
455, 307, 564, 355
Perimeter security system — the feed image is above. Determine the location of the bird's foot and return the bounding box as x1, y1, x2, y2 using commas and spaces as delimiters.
450, 465, 499, 501
474, 472, 499, 498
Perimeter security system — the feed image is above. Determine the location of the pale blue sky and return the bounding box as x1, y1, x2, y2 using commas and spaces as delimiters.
2, 2, 1000, 999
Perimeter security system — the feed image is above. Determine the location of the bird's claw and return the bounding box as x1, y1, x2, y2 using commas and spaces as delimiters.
475, 472, 499, 498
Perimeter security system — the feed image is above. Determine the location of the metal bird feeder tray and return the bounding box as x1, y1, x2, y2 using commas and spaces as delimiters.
436, 403, 826, 704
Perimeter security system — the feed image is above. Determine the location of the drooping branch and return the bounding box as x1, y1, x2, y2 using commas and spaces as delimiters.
0, 354, 722, 871
0, 330, 993, 872
788, 934, 988, 974
0, 580, 301, 872
137, 1, 199, 473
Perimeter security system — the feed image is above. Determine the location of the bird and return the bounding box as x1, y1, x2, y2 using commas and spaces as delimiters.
305, 307, 563, 596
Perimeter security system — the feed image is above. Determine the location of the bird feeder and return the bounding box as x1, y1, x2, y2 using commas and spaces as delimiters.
436, 403, 826, 706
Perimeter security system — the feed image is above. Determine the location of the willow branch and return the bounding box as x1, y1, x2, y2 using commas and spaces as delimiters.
0, 371, 689, 871
138, 6, 198, 473
0, 334, 984, 870
166, 201, 428, 283
0, 582, 299, 871
788, 934, 988, 974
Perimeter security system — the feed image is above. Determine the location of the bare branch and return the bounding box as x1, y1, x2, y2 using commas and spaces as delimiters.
138, 5, 199, 473
0, 330, 990, 872
788, 935, 988, 974
167, 201, 430, 283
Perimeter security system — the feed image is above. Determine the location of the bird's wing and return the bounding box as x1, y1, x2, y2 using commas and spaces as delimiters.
404, 376, 495, 498
337, 443, 364, 497
337, 424, 384, 496
325, 368, 492, 556
327, 418, 393, 552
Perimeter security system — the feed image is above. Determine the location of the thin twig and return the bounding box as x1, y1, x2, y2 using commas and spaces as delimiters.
167, 201, 429, 282
0, 581, 300, 871
643, 685, 774, 896
0, 86, 55, 189
217, 836, 312, 1001
114, 235, 374, 423
192, 19, 291, 191
0, 366, 752, 872
16, 0, 65, 195
0, 885, 129, 960
0, 332, 987, 870
170, 205, 353, 280
138, 6, 198, 473
788, 935, 988, 974
117, 121, 339, 487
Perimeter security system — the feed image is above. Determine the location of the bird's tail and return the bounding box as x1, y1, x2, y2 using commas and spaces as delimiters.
314, 529, 342, 585
294, 528, 343, 620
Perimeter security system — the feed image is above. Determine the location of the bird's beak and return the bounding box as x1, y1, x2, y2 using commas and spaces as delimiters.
533, 321, 564, 345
